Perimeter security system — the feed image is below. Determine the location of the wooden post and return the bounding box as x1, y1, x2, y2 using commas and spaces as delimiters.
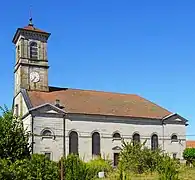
61, 158, 64, 180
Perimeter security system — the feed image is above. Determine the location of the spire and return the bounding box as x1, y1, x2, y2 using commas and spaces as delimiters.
28, 5, 33, 26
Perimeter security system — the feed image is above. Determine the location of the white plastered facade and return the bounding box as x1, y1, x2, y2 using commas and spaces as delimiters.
16, 95, 187, 162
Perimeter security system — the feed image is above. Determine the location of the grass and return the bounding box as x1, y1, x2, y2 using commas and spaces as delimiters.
95, 166, 195, 180
179, 165, 195, 180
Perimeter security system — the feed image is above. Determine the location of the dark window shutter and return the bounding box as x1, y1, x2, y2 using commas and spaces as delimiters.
69, 131, 78, 154
92, 132, 100, 155
151, 134, 158, 150
114, 153, 119, 166
133, 133, 140, 145
30, 42, 38, 59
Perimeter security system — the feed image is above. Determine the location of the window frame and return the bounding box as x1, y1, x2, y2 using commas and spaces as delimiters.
132, 133, 140, 145
113, 153, 119, 167
17, 45, 20, 60
113, 132, 121, 140
151, 134, 158, 150
173, 153, 177, 159
92, 132, 101, 156
171, 134, 178, 142
44, 152, 51, 160
41, 128, 54, 139
30, 41, 38, 59
69, 131, 79, 155
15, 104, 19, 117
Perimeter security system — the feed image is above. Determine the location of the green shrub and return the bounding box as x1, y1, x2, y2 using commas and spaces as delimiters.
0, 159, 12, 180
11, 154, 59, 180
140, 147, 162, 173
119, 140, 180, 180
119, 140, 162, 174
115, 163, 132, 180
60, 154, 88, 180
157, 155, 179, 180
86, 156, 112, 179
183, 148, 195, 164
0, 154, 59, 180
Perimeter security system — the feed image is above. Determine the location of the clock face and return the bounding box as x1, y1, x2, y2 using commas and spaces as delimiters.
30, 72, 40, 83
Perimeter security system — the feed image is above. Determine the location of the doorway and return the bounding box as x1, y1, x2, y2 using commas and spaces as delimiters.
114, 153, 119, 166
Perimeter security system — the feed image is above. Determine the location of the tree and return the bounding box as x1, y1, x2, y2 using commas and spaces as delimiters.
0, 106, 30, 162
183, 148, 195, 165
119, 140, 162, 174
119, 140, 179, 179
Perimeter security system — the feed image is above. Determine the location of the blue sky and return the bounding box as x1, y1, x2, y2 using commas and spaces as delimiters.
0, 0, 194, 139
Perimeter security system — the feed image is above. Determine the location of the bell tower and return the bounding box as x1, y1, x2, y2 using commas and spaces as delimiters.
12, 18, 51, 95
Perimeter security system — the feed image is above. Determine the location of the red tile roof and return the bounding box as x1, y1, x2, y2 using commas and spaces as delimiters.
12, 24, 50, 44
27, 87, 171, 119
22, 25, 48, 34
186, 141, 195, 148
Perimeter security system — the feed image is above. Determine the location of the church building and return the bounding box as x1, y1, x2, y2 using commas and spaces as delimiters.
12, 19, 188, 164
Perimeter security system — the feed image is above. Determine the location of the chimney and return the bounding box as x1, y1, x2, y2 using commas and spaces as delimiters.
55, 99, 60, 108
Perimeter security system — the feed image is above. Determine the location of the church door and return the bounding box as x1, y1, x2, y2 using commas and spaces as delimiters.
114, 153, 119, 166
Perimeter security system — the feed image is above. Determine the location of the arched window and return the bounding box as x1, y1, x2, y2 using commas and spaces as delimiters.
92, 132, 100, 156
151, 134, 158, 150
171, 134, 178, 142
113, 132, 121, 139
41, 129, 53, 139
42, 129, 52, 136
133, 133, 140, 145
69, 131, 78, 154
30, 41, 38, 59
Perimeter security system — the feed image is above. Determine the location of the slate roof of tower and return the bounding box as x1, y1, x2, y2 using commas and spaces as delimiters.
27, 87, 172, 119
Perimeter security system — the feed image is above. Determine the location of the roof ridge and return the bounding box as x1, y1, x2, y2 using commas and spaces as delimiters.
49, 86, 137, 96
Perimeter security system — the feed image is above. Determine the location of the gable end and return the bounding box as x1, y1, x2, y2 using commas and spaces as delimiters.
162, 113, 188, 125
29, 103, 66, 118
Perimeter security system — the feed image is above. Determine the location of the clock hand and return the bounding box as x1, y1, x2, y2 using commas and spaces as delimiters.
32, 76, 36, 82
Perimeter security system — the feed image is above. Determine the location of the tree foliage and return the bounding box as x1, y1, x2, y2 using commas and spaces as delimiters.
60, 154, 89, 180
157, 155, 179, 180
11, 154, 59, 180
0, 154, 59, 180
119, 140, 162, 174
119, 140, 180, 179
0, 159, 13, 180
86, 156, 112, 179
59, 154, 113, 180
0, 106, 30, 162
183, 148, 195, 164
